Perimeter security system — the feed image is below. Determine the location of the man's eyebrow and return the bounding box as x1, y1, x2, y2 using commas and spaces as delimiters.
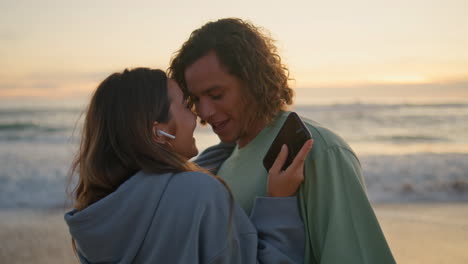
201, 86, 221, 95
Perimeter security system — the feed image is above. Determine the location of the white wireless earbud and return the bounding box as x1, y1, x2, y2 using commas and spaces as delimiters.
157, 130, 176, 139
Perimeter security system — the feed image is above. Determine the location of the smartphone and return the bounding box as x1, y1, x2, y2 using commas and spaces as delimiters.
263, 112, 312, 171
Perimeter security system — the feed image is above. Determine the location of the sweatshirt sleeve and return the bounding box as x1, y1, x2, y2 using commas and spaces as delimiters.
197, 176, 304, 264
250, 196, 305, 264
299, 146, 395, 264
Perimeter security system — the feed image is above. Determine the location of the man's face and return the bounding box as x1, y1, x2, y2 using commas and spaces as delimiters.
184, 51, 247, 143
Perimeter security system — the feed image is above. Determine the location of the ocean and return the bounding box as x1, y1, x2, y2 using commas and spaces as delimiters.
1, 99, 467, 208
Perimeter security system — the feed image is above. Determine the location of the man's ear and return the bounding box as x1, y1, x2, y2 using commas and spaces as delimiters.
152, 121, 168, 144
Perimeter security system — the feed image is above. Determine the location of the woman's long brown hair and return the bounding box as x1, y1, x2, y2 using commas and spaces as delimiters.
68, 68, 232, 234
69, 68, 199, 211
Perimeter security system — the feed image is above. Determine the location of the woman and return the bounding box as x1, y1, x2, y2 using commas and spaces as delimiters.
65, 68, 313, 263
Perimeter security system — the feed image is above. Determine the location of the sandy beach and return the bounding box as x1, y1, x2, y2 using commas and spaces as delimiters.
374, 203, 468, 264
1, 203, 467, 264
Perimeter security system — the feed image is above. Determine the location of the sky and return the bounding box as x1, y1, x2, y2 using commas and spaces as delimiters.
1, 0, 467, 102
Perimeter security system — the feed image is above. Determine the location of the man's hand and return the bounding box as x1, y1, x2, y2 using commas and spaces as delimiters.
267, 139, 314, 197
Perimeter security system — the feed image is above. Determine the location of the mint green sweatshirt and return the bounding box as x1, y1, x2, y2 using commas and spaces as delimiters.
196, 111, 396, 264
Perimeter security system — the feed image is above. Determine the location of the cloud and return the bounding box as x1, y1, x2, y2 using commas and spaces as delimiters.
24, 71, 109, 82
0, 71, 110, 91
295, 77, 468, 103
30, 82, 60, 89
366, 79, 468, 92
305, 77, 468, 91
0, 31, 19, 41
0, 81, 59, 90
0, 83, 20, 90
427, 79, 468, 91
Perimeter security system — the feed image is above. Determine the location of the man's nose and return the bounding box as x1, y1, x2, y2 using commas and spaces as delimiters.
196, 99, 215, 121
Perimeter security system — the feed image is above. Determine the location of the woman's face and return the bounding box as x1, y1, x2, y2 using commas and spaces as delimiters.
163, 79, 199, 159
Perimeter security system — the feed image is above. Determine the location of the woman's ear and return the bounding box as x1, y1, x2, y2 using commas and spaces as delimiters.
152, 121, 167, 144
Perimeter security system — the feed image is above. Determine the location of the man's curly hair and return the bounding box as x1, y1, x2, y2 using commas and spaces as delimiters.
168, 18, 293, 127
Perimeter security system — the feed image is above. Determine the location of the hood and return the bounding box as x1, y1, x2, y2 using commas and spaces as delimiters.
64, 171, 173, 263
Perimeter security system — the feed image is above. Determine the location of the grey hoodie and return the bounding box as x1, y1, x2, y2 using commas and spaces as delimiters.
65, 171, 305, 263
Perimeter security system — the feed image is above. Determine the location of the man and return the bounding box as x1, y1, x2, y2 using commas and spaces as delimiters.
169, 18, 395, 264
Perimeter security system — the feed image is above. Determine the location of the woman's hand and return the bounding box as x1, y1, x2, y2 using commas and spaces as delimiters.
267, 139, 314, 197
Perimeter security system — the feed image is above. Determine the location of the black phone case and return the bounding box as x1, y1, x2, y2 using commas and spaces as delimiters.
263, 112, 312, 171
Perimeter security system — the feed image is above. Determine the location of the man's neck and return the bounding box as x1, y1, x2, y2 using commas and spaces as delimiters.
237, 119, 268, 149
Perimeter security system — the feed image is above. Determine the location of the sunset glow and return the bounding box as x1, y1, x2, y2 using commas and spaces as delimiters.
1, 0, 467, 101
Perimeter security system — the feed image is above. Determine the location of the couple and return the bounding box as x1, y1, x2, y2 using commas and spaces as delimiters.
65, 18, 395, 263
